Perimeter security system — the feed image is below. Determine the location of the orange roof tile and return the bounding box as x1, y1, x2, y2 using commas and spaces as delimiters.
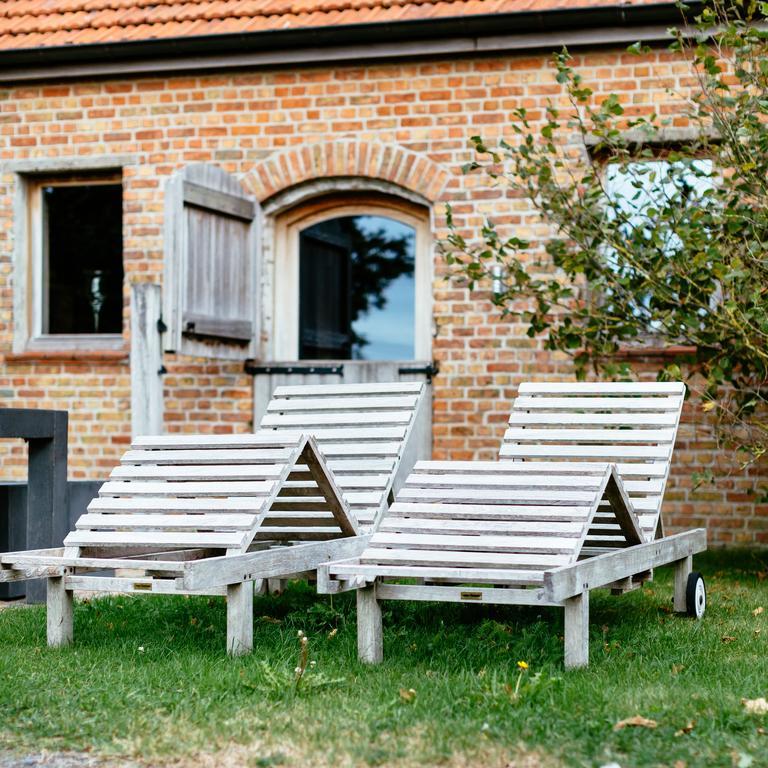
0, 0, 671, 51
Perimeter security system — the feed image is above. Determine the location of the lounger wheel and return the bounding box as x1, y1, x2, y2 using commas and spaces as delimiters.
686, 572, 706, 619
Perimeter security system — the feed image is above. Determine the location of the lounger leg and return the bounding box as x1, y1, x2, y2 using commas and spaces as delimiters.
226, 582, 253, 656
673, 555, 692, 613
564, 591, 589, 669
47, 576, 73, 648
357, 584, 383, 664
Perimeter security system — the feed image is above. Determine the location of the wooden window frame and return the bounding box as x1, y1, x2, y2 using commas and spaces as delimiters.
272, 193, 432, 361
21, 171, 125, 354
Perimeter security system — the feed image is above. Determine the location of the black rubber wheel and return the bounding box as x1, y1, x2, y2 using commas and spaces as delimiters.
686, 572, 706, 619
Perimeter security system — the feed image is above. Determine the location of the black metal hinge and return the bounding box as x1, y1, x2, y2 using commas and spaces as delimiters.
244, 361, 344, 376
398, 361, 440, 382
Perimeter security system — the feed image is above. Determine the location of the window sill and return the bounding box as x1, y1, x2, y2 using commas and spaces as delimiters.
614, 344, 697, 360
6, 337, 128, 364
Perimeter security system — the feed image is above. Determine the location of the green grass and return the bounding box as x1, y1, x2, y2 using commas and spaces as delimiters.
0, 550, 766, 767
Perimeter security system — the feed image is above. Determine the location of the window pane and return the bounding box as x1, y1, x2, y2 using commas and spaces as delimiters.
44, 183, 123, 334
299, 215, 415, 360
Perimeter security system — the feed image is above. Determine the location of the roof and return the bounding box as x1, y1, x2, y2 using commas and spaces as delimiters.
0, 0, 674, 52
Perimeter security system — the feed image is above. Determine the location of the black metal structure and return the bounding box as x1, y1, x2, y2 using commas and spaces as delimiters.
0, 409, 68, 603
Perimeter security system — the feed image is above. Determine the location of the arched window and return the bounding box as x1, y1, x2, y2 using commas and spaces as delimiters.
272, 193, 431, 362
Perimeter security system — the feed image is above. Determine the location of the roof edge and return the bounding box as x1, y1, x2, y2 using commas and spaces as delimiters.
0, 2, 702, 84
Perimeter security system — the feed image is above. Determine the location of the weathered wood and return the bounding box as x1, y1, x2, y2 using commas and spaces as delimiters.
130, 283, 164, 439
564, 591, 589, 669
544, 529, 707, 602
673, 555, 692, 613
357, 584, 383, 664
64, 575, 227, 596
375, 583, 558, 606
182, 535, 371, 590
47, 576, 73, 648
226, 581, 254, 656
164, 163, 260, 359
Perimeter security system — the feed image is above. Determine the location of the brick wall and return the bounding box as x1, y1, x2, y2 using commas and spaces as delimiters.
0, 46, 764, 545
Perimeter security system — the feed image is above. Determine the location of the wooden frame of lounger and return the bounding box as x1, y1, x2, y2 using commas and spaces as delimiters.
318, 382, 708, 668
0, 433, 366, 655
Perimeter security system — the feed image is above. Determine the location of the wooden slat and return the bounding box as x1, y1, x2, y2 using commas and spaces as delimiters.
121, 448, 295, 465
64, 530, 247, 548
329, 562, 545, 585
111, 465, 285, 481
267, 395, 419, 412
500, 444, 670, 460
99, 480, 275, 497
261, 411, 412, 426
359, 548, 571, 569
378, 518, 584, 536
369, 532, 577, 554
133, 433, 303, 450
512, 396, 681, 411
418, 459, 668, 477
504, 428, 676, 443
518, 382, 685, 395
75, 513, 257, 531
88, 497, 266, 513
405, 473, 608, 489
388, 501, 592, 521
508, 411, 678, 426
272, 382, 423, 397
396, 487, 598, 504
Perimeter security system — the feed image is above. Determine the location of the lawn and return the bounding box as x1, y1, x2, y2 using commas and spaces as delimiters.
0, 550, 766, 768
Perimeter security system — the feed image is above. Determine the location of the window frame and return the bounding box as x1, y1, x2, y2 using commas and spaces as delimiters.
22, 171, 125, 353
272, 193, 432, 362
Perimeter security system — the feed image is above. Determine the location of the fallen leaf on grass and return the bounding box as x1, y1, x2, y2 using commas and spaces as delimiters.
613, 715, 658, 731
259, 616, 281, 625
722, 635, 737, 644
753, 607, 764, 617
399, 688, 416, 703
672, 663, 685, 675
675, 720, 695, 736
742, 698, 768, 715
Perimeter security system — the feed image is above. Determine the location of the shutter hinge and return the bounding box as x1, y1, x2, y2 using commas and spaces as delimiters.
397, 361, 440, 382
244, 360, 344, 376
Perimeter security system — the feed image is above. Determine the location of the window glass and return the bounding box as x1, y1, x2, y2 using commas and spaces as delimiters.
299, 215, 415, 360
604, 158, 714, 257
43, 183, 123, 334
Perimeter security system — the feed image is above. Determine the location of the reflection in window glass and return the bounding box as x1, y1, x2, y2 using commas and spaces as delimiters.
604, 158, 714, 257
299, 215, 415, 360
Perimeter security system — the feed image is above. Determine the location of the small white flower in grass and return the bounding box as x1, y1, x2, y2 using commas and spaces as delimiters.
310, 660, 316, 668
294, 667, 302, 674
138, 646, 145, 653
297, 630, 304, 638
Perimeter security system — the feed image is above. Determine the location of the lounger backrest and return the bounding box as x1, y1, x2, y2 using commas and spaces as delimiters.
358, 460, 636, 588
65, 433, 355, 554
259, 382, 427, 531
501, 382, 686, 541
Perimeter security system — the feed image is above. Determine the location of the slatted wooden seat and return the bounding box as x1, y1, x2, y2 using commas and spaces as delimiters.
326, 461, 642, 590
502, 382, 686, 547
258, 381, 427, 532
320, 381, 706, 669
0, 432, 366, 655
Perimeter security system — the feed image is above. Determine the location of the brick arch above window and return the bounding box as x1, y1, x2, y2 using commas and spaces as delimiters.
243, 140, 451, 204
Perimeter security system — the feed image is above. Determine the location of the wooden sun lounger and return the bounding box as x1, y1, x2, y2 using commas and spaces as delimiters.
0, 433, 366, 655
258, 381, 428, 532
319, 381, 707, 668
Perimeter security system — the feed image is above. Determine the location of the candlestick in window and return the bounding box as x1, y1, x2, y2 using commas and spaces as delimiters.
87, 269, 106, 333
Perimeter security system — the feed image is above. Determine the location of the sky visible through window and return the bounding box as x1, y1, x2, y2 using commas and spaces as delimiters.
351, 215, 415, 360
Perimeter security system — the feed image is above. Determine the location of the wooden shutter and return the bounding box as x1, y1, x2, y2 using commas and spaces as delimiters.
163, 164, 260, 359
